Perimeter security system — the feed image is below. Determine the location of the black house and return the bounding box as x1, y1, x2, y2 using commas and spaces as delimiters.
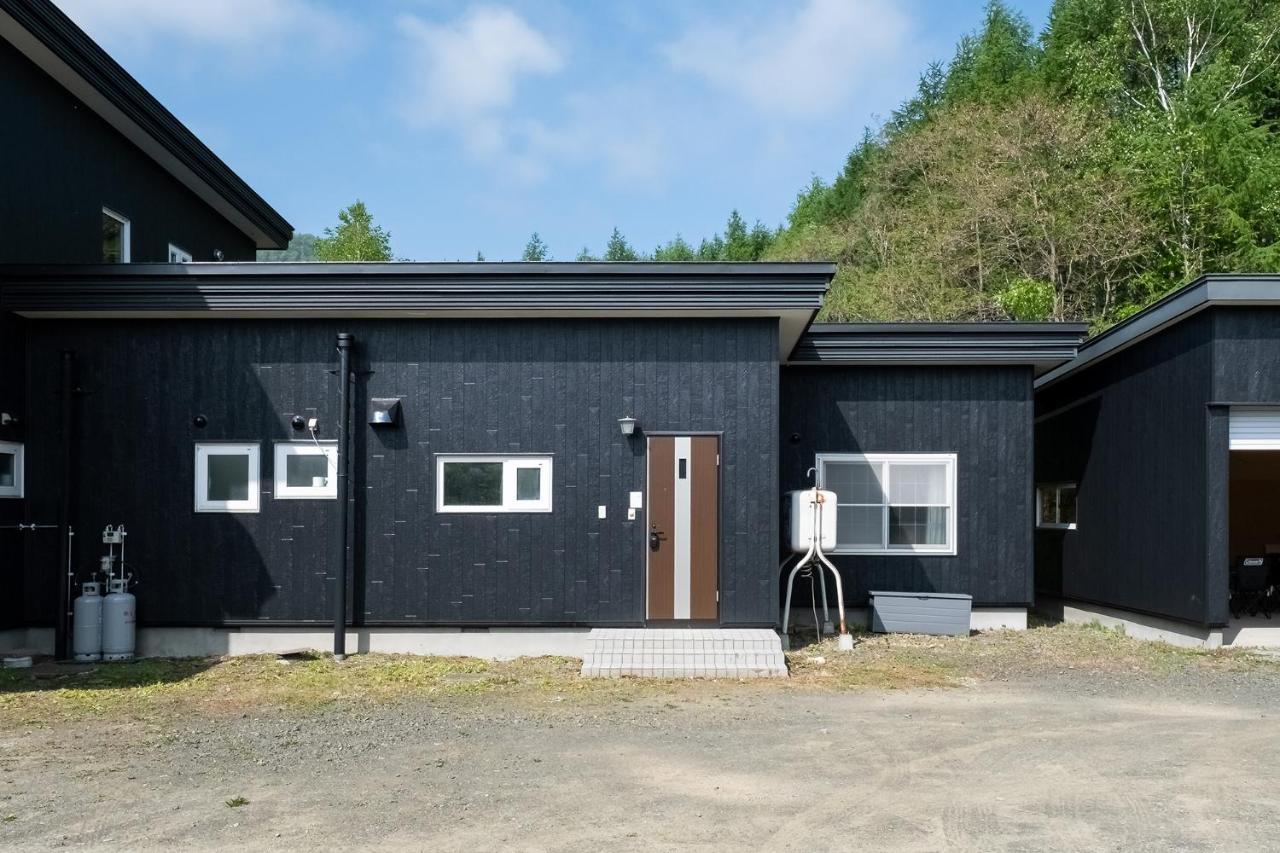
0, 0, 1095, 660
1035, 275, 1280, 648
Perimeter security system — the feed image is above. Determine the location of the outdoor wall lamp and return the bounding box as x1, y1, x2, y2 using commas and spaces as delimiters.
618, 416, 637, 437
369, 397, 402, 426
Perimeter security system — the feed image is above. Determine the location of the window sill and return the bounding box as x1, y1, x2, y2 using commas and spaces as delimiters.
829, 548, 957, 557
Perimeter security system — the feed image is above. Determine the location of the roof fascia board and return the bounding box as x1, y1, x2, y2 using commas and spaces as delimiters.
0, 262, 835, 359
787, 322, 1088, 371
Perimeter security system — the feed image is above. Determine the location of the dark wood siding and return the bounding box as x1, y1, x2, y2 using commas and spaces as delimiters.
781, 365, 1034, 608
0, 312, 25, 629
0, 38, 255, 263
16, 317, 779, 628
1034, 312, 1216, 625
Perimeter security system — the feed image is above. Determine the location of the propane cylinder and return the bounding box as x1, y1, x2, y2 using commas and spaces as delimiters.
72, 581, 103, 662
102, 578, 136, 662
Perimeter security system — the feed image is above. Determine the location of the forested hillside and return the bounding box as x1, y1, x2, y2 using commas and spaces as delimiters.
769, 0, 1280, 326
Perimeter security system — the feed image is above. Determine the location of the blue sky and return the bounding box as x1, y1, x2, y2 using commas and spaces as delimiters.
60, 0, 1054, 260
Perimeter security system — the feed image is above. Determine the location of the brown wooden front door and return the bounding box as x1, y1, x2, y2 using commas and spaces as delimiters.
646, 435, 719, 621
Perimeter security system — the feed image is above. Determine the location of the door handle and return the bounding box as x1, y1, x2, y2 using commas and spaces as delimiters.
649, 529, 667, 551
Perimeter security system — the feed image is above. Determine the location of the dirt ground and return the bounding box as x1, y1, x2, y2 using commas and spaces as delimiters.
3, 625, 1280, 852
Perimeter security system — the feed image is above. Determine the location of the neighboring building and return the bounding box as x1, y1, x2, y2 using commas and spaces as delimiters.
0, 0, 289, 651
1035, 275, 1280, 648
0, 0, 291, 263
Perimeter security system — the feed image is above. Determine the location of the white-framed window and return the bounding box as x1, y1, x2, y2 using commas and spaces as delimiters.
436, 455, 552, 513
0, 441, 23, 499
102, 207, 130, 263
273, 441, 337, 499
817, 453, 957, 555
168, 243, 193, 263
194, 443, 260, 513
1037, 483, 1078, 529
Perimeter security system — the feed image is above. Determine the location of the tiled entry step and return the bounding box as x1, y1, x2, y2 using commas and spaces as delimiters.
581, 628, 788, 678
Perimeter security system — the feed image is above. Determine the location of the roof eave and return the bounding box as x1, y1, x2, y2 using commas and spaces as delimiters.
1034, 275, 1280, 389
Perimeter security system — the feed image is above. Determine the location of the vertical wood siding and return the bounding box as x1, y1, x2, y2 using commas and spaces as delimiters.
1034, 312, 1216, 625
16, 317, 779, 628
780, 365, 1035, 607
0, 38, 256, 263
0, 312, 25, 628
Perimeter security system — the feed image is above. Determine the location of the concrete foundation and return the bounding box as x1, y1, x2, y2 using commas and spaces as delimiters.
1041, 598, 1225, 649
0, 628, 54, 655
2, 626, 593, 660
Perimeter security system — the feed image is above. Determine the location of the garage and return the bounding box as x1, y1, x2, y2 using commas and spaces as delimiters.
1229, 408, 1280, 638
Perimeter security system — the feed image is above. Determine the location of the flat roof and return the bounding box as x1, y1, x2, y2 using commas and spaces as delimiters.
0, 0, 293, 249
789, 322, 1088, 374
0, 261, 835, 358
1035, 275, 1280, 388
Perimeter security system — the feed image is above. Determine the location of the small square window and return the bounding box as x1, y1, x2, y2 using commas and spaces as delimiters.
0, 442, 23, 499
437, 455, 552, 513
195, 443, 259, 512
168, 243, 193, 263
1037, 483, 1078, 529
273, 442, 338, 500
102, 208, 130, 263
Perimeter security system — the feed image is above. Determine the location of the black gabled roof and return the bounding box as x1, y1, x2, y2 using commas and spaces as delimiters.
0, 261, 835, 356
789, 322, 1089, 375
0, 0, 292, 248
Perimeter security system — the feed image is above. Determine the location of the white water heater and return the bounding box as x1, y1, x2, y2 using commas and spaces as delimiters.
786, 489, 837, 553
72, 582, 103, 662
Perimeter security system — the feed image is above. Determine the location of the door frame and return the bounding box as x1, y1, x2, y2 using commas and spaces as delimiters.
643, 431, 724, 625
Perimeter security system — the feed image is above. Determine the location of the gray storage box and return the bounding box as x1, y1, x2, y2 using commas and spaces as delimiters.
869, 591, 972, 636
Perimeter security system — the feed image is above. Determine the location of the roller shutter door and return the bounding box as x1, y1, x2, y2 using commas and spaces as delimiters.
1230, 408, 1280, 449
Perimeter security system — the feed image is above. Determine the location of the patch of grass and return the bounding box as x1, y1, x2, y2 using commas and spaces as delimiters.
224, 796, 249, 809
2, 622, 1277, 730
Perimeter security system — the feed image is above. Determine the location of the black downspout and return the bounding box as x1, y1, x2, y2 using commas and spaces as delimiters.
54, 349, 73, 660
333, 334, 353, 660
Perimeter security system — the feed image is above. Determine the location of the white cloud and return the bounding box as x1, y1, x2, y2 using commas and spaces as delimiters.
663, 0, 912, 119
395, 6, 563, 157
57, 0, 351, 56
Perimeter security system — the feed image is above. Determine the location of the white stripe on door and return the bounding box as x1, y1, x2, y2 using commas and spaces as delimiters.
673, 436, 692, 620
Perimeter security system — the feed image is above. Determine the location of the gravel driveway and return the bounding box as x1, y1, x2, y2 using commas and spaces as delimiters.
4, 663, 1279, 852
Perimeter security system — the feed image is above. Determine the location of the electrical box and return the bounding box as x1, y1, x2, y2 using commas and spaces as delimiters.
785, 489, 837, 553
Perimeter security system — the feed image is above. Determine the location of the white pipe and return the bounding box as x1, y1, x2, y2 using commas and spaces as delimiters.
780, 492, 850, 647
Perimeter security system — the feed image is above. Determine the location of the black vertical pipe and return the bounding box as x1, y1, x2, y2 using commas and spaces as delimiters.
54, 349, 73, 660
333, 333, 353, 660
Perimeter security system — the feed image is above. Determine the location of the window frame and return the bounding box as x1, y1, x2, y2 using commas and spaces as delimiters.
816, 452, 958, 556
1036, 482, 1078, 530
102, 207, 131, 263
273, 441, 338, 500
435, 454, 553, 513
0, 441, 24, 499
194, 442, 260, 513
168, 243, 193, 263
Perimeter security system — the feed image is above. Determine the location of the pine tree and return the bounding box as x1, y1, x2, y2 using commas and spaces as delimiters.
603, 228, 639, 262
521, 232, 550, 262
